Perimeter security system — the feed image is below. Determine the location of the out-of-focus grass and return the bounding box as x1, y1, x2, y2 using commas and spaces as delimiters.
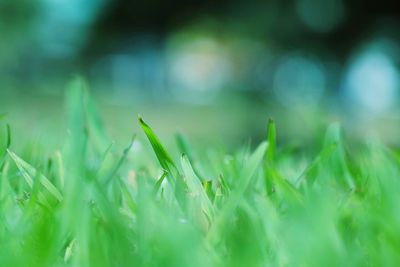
0, 83, 330, 152
1, 79, 400, 266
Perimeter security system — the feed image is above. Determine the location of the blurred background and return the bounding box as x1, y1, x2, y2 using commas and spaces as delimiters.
1, 0, 400, 149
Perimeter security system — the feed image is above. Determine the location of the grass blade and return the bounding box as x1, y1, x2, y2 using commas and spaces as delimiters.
181, 154, 214, 218
138, 116, 178, 182
7, 149, 63, 202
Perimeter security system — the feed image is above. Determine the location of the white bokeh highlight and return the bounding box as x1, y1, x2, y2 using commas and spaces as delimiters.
273, 55, 326, 107
344, 48, 399, 114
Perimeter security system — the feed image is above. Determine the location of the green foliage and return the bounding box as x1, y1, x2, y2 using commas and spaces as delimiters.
1, 81, 400, 266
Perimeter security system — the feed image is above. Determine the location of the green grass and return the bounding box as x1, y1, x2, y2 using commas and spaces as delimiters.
1, 79, 400, 267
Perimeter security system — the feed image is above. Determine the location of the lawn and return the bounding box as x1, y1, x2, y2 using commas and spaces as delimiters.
1, 79, 400, 266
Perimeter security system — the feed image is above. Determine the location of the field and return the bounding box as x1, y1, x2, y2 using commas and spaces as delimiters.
1, 79, 400, 267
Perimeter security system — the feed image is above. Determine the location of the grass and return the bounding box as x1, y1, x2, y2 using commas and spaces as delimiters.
1, 78, 400, 266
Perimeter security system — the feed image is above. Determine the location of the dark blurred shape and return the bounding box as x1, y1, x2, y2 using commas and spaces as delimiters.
295, 0, 346, 33
0, 0, 38, 65
82, 0, 231, 58
82, 0, 400, 62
